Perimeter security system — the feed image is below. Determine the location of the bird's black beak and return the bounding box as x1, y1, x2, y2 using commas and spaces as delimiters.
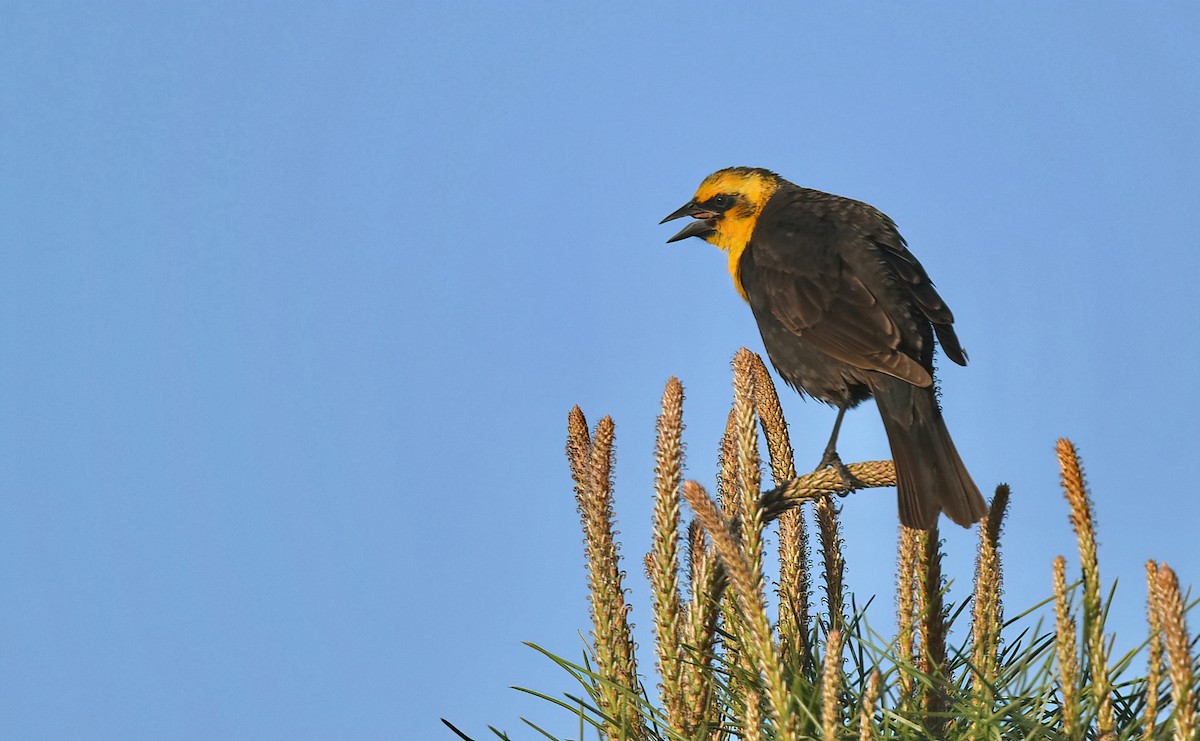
660, 200, 718, 243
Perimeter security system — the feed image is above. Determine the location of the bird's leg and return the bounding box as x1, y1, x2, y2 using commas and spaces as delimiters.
816, 404, 857, 495
815, 404, 847, 469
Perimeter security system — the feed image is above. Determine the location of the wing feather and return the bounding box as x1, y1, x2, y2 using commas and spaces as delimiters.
744, 192, 935, 387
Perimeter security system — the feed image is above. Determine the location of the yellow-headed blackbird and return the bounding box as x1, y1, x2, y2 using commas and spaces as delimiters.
662, 167, 986, 529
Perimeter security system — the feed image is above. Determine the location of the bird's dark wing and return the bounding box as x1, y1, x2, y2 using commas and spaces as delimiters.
742, 193, 933, 387
869, 227, 968, 366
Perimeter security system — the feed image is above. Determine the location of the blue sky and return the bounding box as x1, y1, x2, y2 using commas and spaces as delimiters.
1, 3, 1198, 739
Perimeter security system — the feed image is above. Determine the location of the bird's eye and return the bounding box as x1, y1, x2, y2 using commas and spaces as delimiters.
711, 194, 735, 211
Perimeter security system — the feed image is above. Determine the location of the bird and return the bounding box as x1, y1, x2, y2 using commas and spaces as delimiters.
661, 167, 987, 529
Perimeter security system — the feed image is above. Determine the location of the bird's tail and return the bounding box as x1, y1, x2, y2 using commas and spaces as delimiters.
868, 376, 987, 529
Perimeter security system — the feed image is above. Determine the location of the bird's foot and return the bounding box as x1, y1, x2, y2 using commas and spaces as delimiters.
816, 450, 857, 497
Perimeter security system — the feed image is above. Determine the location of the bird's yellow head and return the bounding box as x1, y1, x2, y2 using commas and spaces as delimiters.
661, 167, 783, 299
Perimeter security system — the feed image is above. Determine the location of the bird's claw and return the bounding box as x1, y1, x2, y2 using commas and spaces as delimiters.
816, 450, 857, 496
